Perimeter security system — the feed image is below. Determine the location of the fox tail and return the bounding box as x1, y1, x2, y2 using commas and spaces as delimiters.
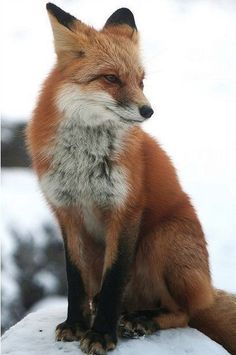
189, 289, 236, 354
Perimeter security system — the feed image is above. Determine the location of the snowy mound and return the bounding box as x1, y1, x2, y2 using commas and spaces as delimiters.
2, 306, 230, 355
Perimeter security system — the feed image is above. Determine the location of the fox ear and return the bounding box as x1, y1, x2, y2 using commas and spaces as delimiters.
104, 8, 137, 30
104, 8, 138, 44
46, 3, 89, 60
46, 3, 77, 31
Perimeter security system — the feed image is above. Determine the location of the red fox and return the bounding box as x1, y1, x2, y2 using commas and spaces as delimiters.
26, 3, 236, 354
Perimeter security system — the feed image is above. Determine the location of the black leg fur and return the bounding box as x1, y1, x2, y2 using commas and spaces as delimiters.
80, 237, 134, 354
56, 240, 89, 341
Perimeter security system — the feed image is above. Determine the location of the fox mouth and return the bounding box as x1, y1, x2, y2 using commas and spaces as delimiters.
120, 117, 145, 124
105, 106, 145, 124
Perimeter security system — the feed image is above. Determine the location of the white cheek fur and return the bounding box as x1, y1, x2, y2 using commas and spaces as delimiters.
56, 83, 146, 125
56, 84, 119, 126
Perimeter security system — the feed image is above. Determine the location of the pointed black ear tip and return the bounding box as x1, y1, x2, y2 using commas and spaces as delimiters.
46, 2, 77, 30
46, 2, 58, 13
115, 7, 134, 17
105, 7, 137, 30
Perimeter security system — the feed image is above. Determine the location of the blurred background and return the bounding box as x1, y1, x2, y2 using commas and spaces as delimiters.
1, 0, 236, 333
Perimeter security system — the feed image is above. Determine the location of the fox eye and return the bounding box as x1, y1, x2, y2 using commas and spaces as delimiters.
104, 75, 121, 84
139, 80, 144, 89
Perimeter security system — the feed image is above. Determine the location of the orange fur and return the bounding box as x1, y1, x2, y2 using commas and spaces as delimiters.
154, 311, 189, 330
26, 5, 236, 354
190, 290, 236, 355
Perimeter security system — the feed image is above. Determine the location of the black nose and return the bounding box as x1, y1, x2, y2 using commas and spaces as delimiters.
139, 105, 154, 119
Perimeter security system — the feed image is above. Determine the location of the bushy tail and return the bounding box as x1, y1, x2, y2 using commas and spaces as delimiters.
189, 289, 236, 354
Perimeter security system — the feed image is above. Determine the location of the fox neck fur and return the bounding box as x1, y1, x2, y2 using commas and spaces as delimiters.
40, 113, 130, 210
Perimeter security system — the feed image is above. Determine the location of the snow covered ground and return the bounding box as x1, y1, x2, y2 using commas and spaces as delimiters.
1, 305, 230, 355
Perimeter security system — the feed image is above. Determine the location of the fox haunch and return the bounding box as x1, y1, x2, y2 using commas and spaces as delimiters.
26, 3, 236, 354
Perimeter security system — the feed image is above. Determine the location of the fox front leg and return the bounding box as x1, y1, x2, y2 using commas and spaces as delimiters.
80, 233, 135, 354
56, 238, 90, 342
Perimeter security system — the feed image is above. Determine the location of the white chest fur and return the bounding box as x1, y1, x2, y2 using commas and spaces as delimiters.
40, 119, 129, 213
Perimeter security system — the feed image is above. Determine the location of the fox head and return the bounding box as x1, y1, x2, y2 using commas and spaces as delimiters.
46, 3, 154, 126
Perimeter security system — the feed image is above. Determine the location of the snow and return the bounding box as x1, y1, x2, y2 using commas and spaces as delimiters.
33, 272, 59, 293
2, 169, 56, 238
1, 306, 230, 355
30, 296, 67, 312
1, 169, 60, 329
1, 168, 57, 294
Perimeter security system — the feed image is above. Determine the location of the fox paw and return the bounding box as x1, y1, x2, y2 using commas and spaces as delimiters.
55, 321, 87, 342
119, 311, 160, 338
80, 330, 117, 355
